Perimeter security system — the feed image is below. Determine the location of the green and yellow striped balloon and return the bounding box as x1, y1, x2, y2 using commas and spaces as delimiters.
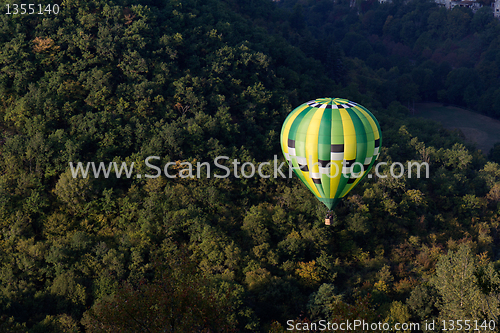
280, 98, 381, 210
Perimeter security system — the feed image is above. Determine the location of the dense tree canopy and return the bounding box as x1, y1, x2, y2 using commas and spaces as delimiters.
1, 0, 500, 331
277, 0, 500, 119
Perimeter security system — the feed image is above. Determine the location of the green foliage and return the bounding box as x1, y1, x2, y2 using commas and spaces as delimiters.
307, 283, 342, 319
385, 301, 411, 332
407, 283, 440, 322
81, 252, 236, 332
279, 0, 500, 117
431, 244, 500, 322
489, 143, 500, 164
1, 0, 500, 330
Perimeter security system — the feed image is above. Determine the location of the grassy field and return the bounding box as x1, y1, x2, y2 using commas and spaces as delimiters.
413, 103, 500, 154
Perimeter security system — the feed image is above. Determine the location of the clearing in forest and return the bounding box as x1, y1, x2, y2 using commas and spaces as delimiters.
413, 102, 500, 154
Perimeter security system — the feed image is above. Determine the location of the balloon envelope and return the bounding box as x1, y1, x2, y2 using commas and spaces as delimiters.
280, 98, 381, 210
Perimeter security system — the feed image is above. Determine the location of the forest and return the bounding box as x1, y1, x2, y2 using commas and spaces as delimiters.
1, 0, 500, 331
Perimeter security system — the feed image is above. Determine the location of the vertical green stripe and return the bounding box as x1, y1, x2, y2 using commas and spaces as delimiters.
295, 108, 316, 161
318, 108, 333, 152
289, 107, 318, 197
281, 104, 309, 154
329, 107, 344, 198
288, 107, 312, 142
330, 109, 344, 144
352, 107, 375, 159
339, 108, 366, 197
318, 106, 331, 197
349, 107, 367, 172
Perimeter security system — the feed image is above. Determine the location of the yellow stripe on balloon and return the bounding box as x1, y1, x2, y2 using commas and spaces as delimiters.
353, 106, 379, 140
305, 108, 324, 177
303, 107, 325, 197
329, 160, 343, 197
281, 104, 308, 154
339, 109, 356, 161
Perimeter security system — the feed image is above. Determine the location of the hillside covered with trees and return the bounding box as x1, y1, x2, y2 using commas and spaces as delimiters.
1, 0, 500, 331
276, 0, 500, 120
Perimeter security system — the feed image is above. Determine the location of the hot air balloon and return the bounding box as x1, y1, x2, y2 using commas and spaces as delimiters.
280, 98, 381, 221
